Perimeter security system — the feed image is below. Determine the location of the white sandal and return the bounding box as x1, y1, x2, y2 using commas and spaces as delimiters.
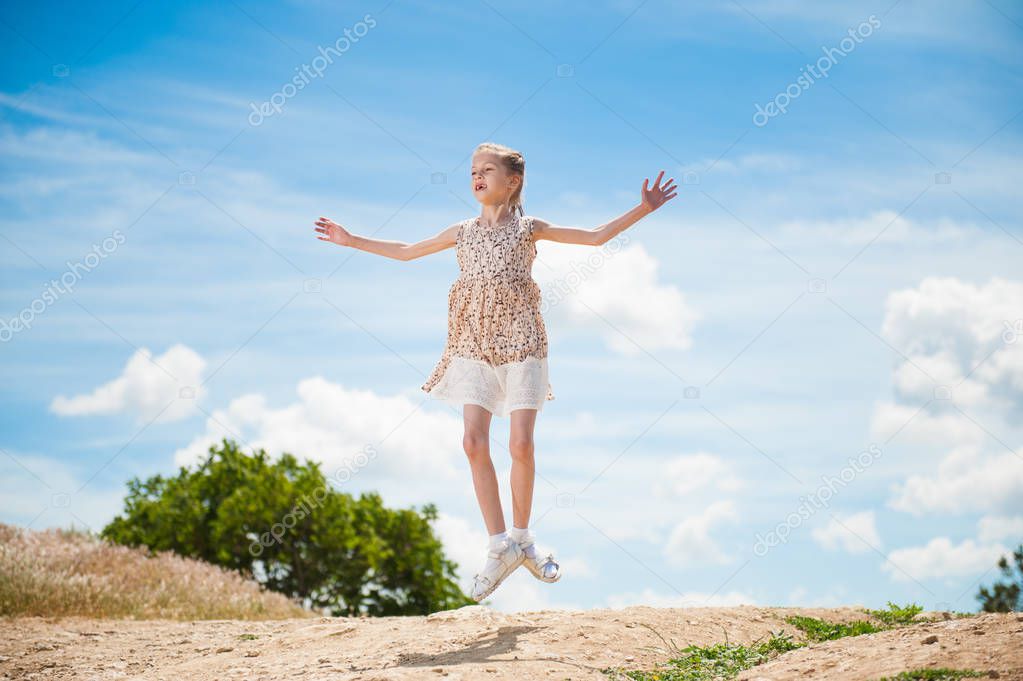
470, 539, 524, 601
518, 536, 562, 583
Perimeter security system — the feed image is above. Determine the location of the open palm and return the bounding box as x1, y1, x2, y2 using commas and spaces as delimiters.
641, 170, 678, 212
314, 216, 352, 246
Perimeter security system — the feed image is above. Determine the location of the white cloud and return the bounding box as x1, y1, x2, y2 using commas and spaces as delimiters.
432, 511, 487, 581
606, 587, 756, 609
869, 401, 983, 448
0, 94, 135, 148
890, 351, 990, 409
882, 536, 1007, 582
653, 452, 745, 497
883, 514, 1023, 584
590, 517, 664, 545
883, 275, 1020, 354
571, 452, 747, 554
664, 500, 739, 566
50, 344, 204, 423
977, 515, 1023, 544
875, 277, 1023, 519
173, 376, 464, 486
888, 447, 1023, 516
557, 555, 595, 580
779, 211, 969, 246
535, 242, 700, 356
811, 510, 881, 554
880, 277, 1023, 409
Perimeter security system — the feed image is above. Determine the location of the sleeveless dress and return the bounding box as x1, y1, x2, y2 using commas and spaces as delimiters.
421, 213, 555, 417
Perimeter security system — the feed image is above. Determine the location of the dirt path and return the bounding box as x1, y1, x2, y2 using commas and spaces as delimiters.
1, 606, 1019, 680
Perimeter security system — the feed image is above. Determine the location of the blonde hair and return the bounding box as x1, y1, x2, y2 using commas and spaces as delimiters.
474, 142, 525, 216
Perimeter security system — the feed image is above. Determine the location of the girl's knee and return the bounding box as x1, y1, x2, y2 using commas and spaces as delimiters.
509, 435, 534, 463
462, 433, 490, 461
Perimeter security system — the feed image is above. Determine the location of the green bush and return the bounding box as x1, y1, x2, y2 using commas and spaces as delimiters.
976, 544, 1022, 612
101, 438, 473, 616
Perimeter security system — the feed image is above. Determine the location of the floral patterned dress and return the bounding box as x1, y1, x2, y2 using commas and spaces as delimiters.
421, 213, 555, 417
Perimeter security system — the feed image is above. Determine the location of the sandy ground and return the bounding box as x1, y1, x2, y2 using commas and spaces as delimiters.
1, 606, 1020, 680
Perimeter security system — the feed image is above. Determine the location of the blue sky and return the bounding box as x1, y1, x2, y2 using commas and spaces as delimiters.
2, 0, 1022, 613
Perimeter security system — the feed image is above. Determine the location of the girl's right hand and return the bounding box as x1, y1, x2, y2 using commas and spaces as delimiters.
314, 217, 352, 246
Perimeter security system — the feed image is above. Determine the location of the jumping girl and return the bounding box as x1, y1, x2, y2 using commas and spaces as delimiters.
314, 142, 677, 601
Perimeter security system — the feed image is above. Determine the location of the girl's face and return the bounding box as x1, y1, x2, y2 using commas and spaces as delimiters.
471, 152, 520, 206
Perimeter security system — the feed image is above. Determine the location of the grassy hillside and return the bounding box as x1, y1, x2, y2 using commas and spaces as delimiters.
0, 523, 311, 620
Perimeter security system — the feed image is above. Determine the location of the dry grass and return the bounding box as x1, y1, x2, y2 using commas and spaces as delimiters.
0, 523, 311, 620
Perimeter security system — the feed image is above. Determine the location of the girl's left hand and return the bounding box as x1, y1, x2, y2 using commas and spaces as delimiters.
641, 170, 678, 212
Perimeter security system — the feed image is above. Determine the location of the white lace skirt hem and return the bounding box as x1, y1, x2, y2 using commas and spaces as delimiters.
426, 355, 552, 418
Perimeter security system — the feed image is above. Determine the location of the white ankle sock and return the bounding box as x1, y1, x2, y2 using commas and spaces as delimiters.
508, 526, 536, 558
508, 526, 528, 541
482, 531, 511, 575
488, 531, 509, 549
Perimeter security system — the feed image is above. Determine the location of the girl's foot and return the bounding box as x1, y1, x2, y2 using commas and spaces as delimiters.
514, 531, 562, 583
470, 537, 524, 601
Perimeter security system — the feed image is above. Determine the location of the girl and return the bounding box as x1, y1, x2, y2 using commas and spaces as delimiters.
314, 142, 677, 602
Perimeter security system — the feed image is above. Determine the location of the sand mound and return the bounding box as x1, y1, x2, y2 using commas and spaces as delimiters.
2, 605, 1019, 680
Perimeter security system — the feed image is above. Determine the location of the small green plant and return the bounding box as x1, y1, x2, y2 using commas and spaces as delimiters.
785, 601, 925, 643
876, 668, 986, 680
602, 625, 803, 681
949, 611, 978, 619
784, 614, 883, 642
604, 602, 963, 681
864, 601, 923, 626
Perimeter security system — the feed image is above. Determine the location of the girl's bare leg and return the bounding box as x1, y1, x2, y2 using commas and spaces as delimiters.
508, 408, 538, 529
463, 404, 505, 535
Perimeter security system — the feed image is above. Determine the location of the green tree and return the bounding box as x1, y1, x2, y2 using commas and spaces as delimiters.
102, 438, 473, 616
976, 544, 1022, 613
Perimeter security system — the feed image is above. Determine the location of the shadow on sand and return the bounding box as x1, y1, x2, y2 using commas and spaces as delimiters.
393, 624, 619, 677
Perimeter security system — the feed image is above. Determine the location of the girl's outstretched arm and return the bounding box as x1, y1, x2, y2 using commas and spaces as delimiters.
533, 170, 678, 246
314, 217, 460, 261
